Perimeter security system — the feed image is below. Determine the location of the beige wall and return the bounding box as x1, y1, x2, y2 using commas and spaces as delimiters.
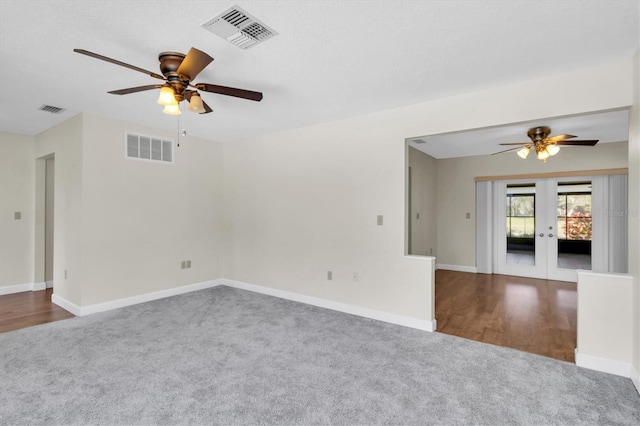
0, 133, 35, 289
223, 60, 633, 322
78, 113, 227, 305
435, 141, 629, 267
629, 50, 640, 387
34, 114, 84, 303
408, 147, 437, 256
2, 113, 228, 305
223, 121, 435, 320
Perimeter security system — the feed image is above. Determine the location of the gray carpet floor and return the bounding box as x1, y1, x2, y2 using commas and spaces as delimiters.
1, 286, 638, 425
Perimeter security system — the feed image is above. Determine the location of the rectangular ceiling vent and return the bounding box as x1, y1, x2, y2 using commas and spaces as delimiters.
39, 105, 66, 114
202, 5, 277, 49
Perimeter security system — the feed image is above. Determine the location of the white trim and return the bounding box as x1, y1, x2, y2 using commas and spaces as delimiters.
45, 280, 53, 289
51, 293, 82, 316
0, 283, 33, 295
0, 282, 50, 295
631, 364, 640, 395
50, 277, 436, 333
576, 270, 633, 280
436, 264, 477, 273
575, 350, 634, 378
220, 279, 435, 332
52, 279, 223, 316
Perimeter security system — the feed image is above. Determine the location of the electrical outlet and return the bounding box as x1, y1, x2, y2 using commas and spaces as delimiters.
181, 261, 186, 269
327, 271, 332, 280
416, 212, 420, 219
186, 260, 191, 268
430, 248, 433, 255
14, 212, 21, 220
377, 215, 383, 226
466, 212, 471, 219
353, 272, 358, 282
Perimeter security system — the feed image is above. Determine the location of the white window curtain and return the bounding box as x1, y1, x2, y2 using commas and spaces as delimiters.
607, 174, 628, 273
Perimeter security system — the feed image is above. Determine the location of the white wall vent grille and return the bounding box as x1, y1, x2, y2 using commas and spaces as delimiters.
126, 133, 173, 164
202, 5, 277, 49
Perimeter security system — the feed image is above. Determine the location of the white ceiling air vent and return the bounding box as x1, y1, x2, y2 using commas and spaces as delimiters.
39, 105, 66, 114
202, 5, 277, 49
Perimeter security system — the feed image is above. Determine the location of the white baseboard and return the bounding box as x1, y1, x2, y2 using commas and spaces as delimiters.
50, 278, 436, 333
51, 293, 82, 316
575, 350, 634, 378
52, 279, 224, 316
0, 282, 48, 295
436, 264, 478, 273
220, 279, 436, 332
45, 280, 53, 289
631, 364, 640, 395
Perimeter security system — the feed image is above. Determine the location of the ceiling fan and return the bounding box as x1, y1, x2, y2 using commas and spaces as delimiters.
493, 126, 599, 162
74, 47, 263, 116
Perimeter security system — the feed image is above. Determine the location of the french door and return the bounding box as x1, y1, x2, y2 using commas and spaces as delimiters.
494, 176, 600, 282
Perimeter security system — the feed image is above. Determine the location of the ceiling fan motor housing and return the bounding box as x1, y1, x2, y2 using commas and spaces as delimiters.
159, 52, 190, 101
527, 126, 551, 143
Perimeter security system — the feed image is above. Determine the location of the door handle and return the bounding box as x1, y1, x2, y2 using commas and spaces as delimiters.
548, 233, 554, 237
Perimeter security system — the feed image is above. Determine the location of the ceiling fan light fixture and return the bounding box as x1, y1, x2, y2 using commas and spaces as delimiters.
188, 92, 206, 114
537, 147, 550, 161
162, 104, 182, 116
547, 144, 560, 156
157, 85, 177, 106
516, 146, 530, 159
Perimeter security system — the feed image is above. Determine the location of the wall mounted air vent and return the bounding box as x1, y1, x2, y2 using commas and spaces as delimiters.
39, 105, 66, 114
202, 5, 277, 49
126, 133, 173, 163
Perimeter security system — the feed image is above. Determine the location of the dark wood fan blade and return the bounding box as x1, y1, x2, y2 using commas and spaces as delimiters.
555, 140, 599, 146
201, 99, 213, 114
177, 48, 213, 81
74, 49, 165, 80
546, 134, 577, 143
108, 85, 164, 95
499, 142, 530, 146
184, 90, 213, 114
492, 146, 525, 155
195, 83, 263, 102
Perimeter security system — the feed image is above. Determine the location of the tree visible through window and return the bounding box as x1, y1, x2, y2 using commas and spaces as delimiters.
557, 192, 592, 241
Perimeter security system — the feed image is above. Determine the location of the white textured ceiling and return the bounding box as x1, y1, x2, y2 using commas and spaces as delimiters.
0, 1, 638, 148
408, 109, 631, 159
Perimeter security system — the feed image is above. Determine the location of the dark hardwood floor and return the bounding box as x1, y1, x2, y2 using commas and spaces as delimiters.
435, 269, 577, 362
0, 288, 74, 333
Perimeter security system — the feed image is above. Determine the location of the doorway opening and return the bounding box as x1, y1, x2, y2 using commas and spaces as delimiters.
35, 154, 55, 289
44, 157, 55, 288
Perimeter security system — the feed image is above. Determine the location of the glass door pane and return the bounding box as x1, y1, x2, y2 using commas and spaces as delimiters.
556, 181, 592, 270
506, 184, 536, 265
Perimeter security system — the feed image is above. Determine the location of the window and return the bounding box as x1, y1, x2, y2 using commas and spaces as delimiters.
506, 185, 535, 238
557, 182, 592, 241
126, 133, 173, 163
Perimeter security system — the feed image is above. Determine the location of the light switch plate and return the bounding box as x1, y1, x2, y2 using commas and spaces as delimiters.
14, 212, 21, 220
377, 215, 383, 226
